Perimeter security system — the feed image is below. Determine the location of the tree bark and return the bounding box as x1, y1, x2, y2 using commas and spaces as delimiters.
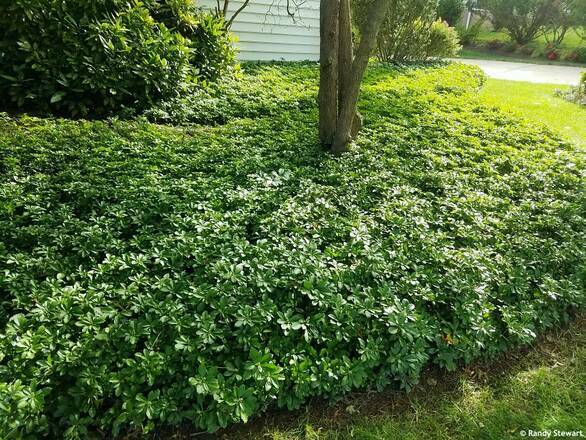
337, 0, 352, 113
319, 0, 339, 148
337, 0, 362, 138
331, 0, 392, 153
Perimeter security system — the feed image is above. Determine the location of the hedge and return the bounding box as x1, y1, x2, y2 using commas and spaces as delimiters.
0, 0, 235, 117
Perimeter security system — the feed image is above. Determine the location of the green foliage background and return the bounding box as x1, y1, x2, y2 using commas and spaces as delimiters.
437, 0, 466, 26
0, 0, 235, 117
353, 0, 460, 61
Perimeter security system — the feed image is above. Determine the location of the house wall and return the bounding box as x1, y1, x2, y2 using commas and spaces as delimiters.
197, 0, 320, 61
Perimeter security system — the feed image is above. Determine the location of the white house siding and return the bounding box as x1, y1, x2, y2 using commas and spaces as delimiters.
197, 0, 320, 61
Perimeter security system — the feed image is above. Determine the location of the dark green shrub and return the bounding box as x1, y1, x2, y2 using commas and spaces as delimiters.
561, 48, 586, 63
438, 0, 466, 26
516, 43, 537, 55
575, 0, 586, 39
0, 63, 584, 438
544, 0, 586, 47
531, 46, 546, 58
148, 0, 236, 82
0, 0, 234, 117
354, 0, 446, 62
455, 19, 485, 45
187, 13, 236, 81
487, 38, 505, 49
478, 0, 553, 45
574, 47, 586, 62
503, 40, 519, 52
427, 20, 462, 57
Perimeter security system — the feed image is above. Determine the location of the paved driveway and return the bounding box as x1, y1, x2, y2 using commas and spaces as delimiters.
452, 58, 584, 85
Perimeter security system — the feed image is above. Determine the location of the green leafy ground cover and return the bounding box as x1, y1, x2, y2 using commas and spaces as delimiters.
223, 77, 586, 440
224, 314, 586, 440
0, 63, 585, 438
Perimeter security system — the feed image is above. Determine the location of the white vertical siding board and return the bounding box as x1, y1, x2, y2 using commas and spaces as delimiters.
196, 0, 320, 61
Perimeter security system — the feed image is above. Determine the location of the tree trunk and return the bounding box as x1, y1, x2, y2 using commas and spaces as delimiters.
331, 0, 392, 153
319, 0, 340, 148
337, 0, 362, 138
337, 0, 352, 113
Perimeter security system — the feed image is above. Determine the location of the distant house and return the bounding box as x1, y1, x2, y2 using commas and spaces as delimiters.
198, 0, 320, 61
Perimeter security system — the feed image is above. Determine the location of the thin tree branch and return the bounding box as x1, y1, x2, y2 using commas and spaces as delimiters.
226, 0, 251, 28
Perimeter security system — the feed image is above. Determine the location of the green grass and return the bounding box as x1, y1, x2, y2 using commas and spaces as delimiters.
222, 315, 586, 440
478, 79, 586, 148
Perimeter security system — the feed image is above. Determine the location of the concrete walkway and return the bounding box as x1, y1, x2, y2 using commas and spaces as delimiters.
452, 58, 584, 85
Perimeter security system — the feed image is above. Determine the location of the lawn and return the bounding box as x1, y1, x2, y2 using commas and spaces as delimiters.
0, 63, 585, 438
479, 79, 586, 148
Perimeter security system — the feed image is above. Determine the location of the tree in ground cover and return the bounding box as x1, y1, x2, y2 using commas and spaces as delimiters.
319, 0, 393, 153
